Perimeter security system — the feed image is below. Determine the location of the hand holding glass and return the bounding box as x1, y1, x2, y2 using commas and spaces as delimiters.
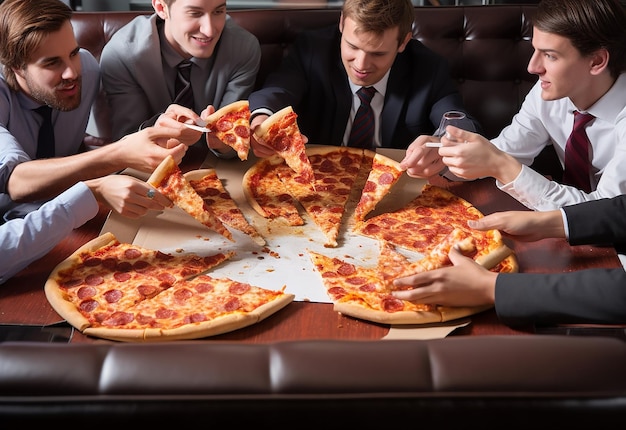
425, 111, 475, 148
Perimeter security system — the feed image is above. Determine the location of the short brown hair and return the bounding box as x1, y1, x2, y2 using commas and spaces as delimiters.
533, 0, 626, 78
0, 0, 73, 92
341, 0, 414, 47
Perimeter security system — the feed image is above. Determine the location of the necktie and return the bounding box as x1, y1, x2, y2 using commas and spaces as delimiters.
34, 105, 55, 159
348, 86, 376, 149
174, 60, 194, 109
562, 111, 595, 193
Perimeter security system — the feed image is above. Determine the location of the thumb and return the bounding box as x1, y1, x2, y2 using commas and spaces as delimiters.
447, 245, 468, 266
467, 217, 491, 231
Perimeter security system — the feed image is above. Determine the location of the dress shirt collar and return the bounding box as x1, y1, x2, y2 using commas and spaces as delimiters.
567, 72, 626, 124
347, 70, 390, 98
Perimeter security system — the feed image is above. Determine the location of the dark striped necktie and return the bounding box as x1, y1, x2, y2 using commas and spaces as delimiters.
348, 86, 376, 149
174, 60, 194, 109
34, 105, 55, 159
562, 111, 595, 193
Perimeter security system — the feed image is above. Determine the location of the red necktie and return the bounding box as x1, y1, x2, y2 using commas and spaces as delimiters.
348, 86, 376, 149
562, 111, 595, 193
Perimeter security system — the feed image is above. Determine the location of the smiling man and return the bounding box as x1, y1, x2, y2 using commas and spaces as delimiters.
401, 0, 626, 211
100, 0, 261, 155
0, 0, 194, 223
248, 0, 477, 156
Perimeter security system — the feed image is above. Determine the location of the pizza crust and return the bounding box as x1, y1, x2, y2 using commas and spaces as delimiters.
334, 302, 443, 325
204, 100, 249, 123
44, 232, 119, 332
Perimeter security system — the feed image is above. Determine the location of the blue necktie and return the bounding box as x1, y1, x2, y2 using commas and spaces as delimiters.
34, 105, 55, 159
348, 86, 376, 149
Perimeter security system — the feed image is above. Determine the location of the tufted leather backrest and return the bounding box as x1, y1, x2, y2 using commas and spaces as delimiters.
72, 5, 537, 142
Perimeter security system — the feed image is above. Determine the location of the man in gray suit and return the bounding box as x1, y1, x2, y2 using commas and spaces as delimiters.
392, 198, 626, 328
100, 0, 261, 157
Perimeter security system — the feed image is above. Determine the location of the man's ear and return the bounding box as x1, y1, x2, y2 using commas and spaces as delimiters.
152, 0, 168, 19
397, 31, 412, 53
338, 12, 344, 33
589, 48, 609, 76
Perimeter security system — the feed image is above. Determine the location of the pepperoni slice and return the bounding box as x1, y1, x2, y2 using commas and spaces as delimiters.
102, 311, 134, 327
124, 248, 142, 260
229, 282, 250, 295
113, 272, 132, 283
155, 308, 177, 319
79, 299, 99, 313
104, 289, 123, 303
85, 274, 104, 286
137, 284, 159, 298
381, 297, 405, 313
223, 296, 241, 312
77, 286, 96, 300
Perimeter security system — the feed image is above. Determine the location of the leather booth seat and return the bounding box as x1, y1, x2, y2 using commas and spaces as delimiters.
2, 6, 624, 426
2, 336, 626, 426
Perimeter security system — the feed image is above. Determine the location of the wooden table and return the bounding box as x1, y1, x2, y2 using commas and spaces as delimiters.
1, 146, 621, 343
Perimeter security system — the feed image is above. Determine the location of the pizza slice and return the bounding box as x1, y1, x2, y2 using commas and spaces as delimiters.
276, 146, 364, 247
44, 232, 234, 331
353, 152, 405, 222
377, 228, 477, 289
203, 100, 251, 161
148, 155, 232, 241
253, 106, 314, 184
308, 250, 442, 325
354, 184, 515, 271
242, 155, 304, 226
185, 169, 266, 246
83, 275, 295, 342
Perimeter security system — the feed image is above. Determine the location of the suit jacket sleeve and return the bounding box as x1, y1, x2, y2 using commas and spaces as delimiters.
564, 195, 626, 245
495, 270, 626, 327
495, 195, 626, 327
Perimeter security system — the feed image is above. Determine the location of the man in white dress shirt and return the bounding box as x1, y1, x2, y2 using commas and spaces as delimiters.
401, 0, 626, 211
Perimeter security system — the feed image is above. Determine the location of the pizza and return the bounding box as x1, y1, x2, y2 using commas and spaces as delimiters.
308, 240, 492, 325
376, 228, 477, 284
275, 146, 364, 247
354, 183, 516, 271
148, 155, 233, 241
185, 168, 266, 246
244, 146, 391, 247
353, 151, 405, 222
203, 100, 251, 161
242, 155, 305, 226
44, 232, 294, 342
253, 106, 314, 183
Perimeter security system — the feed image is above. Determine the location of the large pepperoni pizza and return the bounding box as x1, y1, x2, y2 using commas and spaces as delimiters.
45, 232, 294, 342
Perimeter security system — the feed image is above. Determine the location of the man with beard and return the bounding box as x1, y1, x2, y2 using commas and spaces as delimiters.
0, 0, 202, 223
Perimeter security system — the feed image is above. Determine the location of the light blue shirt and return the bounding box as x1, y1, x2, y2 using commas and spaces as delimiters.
0, 49, 100, 218
0, 182, 98, 285
492, 73, 626, 211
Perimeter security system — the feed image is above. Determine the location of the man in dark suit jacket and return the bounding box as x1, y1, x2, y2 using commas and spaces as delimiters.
392, 195, 626, 328
248, 0, 479, 155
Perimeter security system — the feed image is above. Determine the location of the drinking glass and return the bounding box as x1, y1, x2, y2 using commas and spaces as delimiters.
426, 111, 475, 147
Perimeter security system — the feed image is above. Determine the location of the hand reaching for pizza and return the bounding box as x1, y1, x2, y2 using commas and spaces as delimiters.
84, 175, 171, 219
468, 210, 566, 242
391, 246, 498, 308
155, 104, 204, 146
250, 112, 309, 159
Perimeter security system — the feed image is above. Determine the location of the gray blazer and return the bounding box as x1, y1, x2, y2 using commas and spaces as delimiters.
100, 14, 261, 140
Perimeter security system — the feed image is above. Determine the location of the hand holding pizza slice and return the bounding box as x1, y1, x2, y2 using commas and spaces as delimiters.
203, 100, 251, 161
253, 106, 314, 184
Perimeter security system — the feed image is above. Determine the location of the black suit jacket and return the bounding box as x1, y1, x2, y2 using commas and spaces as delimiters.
496, 196, 626, 327
249, 25, 480, 149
